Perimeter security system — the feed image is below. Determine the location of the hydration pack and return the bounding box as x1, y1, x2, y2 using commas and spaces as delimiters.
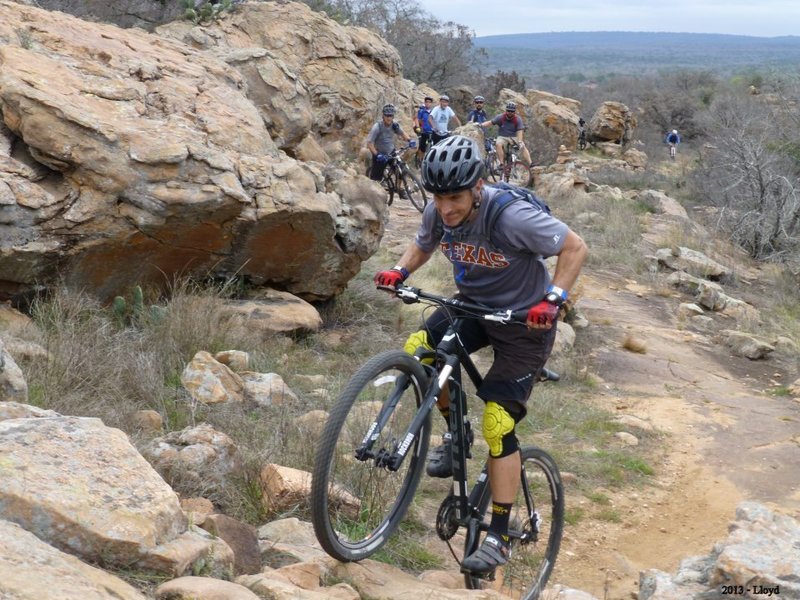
486, 182, 551, 248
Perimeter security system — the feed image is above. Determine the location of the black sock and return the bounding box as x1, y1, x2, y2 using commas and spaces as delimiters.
488, 502, 512, 545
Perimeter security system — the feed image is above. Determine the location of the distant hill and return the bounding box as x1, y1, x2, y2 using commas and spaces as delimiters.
474, 32, 800, 82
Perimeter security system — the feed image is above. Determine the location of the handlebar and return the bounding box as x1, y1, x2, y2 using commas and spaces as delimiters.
379, 284, 529, 325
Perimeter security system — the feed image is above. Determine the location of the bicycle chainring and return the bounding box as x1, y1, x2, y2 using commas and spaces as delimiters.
435, 494, 460, 541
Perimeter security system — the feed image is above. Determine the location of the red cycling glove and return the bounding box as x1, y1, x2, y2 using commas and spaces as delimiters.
526, 300, 559, 329
374, 267, 408, 289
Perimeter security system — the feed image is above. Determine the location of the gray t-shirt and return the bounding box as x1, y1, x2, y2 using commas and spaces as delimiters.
414, 186, 568, 310
490, 113, 525, 138
367, 121, 404, 154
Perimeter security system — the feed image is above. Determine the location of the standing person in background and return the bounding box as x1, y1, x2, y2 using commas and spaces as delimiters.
430, 95, 461, 145
480, 102, 532, 169
413, 96, 435, 164
366, 104, 414, 181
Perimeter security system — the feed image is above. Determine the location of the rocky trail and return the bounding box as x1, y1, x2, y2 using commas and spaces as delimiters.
383, 191, 800, 600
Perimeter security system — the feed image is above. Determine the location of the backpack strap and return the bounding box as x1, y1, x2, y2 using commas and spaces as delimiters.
486, 184, 551, 249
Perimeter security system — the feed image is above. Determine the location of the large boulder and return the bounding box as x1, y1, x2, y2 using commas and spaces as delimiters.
156, 1, 419, 160
588, 101, 636, 145
0, 1, 386, 303
0, 414, 232, 575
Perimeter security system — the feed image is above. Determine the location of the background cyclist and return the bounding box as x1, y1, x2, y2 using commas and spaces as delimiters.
373, 135, 587, 574
413, 96, 434, 164
467, 95, 493, 154
366, 103, 414, 181
430, 94, 461, 145
665, 128, 681, 159
480, 101, 532, 169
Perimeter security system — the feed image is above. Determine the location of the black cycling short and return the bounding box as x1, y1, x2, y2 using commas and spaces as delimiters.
422, 303, 557, 419
418, 132, 433, 154
431, 132, 449, 146
369, 158, 385, 182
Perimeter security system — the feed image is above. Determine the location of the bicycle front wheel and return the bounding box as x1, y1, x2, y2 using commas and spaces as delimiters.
399, 169, 428, 212
486, 154, 500, 182
464, 446, 564, 600
508, 161, 532, 187
311, 350, 431, 562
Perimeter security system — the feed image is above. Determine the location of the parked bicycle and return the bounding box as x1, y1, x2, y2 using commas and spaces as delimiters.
499, 140, 532, 187
371, 145, 428, 212
311, 284, 564, 600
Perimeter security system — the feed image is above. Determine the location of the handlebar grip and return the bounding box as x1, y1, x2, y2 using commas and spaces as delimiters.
511, 309, 529, 323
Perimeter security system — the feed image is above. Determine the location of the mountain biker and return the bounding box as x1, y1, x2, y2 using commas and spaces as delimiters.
466, 96, 489, 124
578, 117, 587, 149
467, 96, 493, 154
413, 96, 435, 163
366, 103, 414, 182
665, 129, 680, 159
480, 101, 532, 169
373, 135, 587, 574
430, 94, 461, 145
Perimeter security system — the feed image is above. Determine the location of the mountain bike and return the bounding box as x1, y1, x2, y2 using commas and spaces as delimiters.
370, 145, 428, 212
483, 137, 501, 182
500, 140, 532, 187
311, 284, 564, 600
578, 128, 587, 151
668, 143, 677, 160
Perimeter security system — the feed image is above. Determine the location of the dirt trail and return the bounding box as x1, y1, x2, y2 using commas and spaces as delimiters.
556, 271, 800, 599
382, 199, 800, 600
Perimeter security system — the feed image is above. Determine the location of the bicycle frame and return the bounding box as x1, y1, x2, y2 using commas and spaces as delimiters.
356, 286, 533, 533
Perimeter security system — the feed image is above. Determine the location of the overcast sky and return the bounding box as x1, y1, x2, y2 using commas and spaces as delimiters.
420, 1, 800, 38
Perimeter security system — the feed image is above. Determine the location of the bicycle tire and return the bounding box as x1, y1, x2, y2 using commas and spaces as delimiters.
486, 154, 500, 182
463, 446, 564, 600
399, 168, 428, 213
386, 168, 397, 206
508, 161, 532, 188
311, 350, 431, 562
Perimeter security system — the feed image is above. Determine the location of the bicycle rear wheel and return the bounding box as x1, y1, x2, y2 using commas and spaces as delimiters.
311, 350, 431, 562
399, 168, 428, 212
463, 446, 564, 600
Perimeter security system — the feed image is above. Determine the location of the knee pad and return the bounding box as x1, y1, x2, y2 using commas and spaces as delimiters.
403, 330, 434, 364
482, 401, 519, 458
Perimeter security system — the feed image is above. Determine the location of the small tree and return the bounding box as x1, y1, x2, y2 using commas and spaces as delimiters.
694, 87, 800, 262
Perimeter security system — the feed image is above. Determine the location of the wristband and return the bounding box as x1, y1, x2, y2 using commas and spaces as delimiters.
545, 284, 568, 306
393, 265, 410, 280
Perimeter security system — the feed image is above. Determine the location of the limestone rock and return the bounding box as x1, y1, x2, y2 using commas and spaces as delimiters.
156, 576, 261, 600
588, 101, 636, 145
200, 514, 261, 576
0, 415, 194, 571
181, 351, 245, 405
720, 330, 774, 360
142, 423, 244, 493
0, 1, 386, 304
241, 371, 299, 406
0, 337, 27, 402
222, 289, 323, 336
0, 520, 147, 600
637, 190, 689, 219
